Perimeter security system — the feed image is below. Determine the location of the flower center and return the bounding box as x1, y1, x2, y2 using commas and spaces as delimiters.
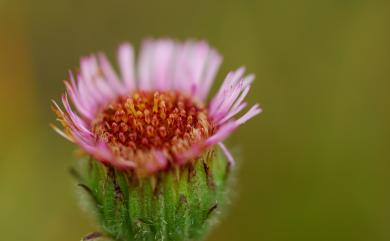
92, 91, 212, 161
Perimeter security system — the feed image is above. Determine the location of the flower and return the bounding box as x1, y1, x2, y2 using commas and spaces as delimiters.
52, 39, 262, 241
52, 39, 261, 176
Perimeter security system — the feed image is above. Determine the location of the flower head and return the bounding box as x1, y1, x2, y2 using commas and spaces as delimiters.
52, 39, 262, 241
52, 39, 261, 176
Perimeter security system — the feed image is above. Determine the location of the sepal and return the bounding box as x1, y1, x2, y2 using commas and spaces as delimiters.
76, 148, 231, 241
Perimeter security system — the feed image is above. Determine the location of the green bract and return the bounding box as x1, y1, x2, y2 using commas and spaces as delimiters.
76, 148, 231, 241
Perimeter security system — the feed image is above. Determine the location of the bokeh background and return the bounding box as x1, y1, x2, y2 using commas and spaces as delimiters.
1, 0, 390, 240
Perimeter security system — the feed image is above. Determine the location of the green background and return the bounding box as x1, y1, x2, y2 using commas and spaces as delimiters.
1, 0, 390, 240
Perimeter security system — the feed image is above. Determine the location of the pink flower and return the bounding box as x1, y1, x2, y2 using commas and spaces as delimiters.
52, 39, 261, 176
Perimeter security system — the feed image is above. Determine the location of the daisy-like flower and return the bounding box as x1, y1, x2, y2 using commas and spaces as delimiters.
52, 39, 261, 176
52, 39, 261, 241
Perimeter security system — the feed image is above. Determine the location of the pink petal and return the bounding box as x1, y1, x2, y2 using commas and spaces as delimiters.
218, 102, 247, 124
98, 53, 125, 95
198, 49, 222, 100
236, 104, 262, 125
61, 94, 91, 134
205, 122, 237, 146
150, 39, 176, 90
209, 67, 245, 114
118, 43, 136, 90
138, 40, 154, 90
218, 142, 236, 166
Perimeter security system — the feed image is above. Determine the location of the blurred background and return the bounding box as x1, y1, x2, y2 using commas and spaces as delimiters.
1, 0, 390, 240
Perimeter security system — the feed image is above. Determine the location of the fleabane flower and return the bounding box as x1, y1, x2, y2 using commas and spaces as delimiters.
52, 39, 261, 241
